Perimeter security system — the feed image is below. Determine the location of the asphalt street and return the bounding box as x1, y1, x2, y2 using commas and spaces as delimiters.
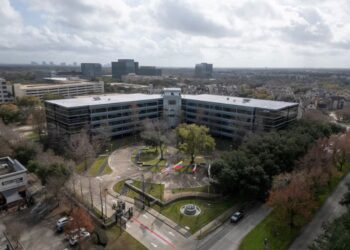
198, 204, 272, 250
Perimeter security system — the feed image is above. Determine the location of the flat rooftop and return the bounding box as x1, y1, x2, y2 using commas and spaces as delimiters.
46, 93, 162, 108
183, 94, 298, 110
0, 157, 27, 176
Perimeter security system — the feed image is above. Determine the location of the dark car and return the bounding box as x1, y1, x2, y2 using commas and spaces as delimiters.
230, 211, 244, 223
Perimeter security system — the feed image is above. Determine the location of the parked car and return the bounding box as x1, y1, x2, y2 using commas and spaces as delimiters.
230, 211, 244, 223
69, 229, 90, 246
56, 216, 73, 232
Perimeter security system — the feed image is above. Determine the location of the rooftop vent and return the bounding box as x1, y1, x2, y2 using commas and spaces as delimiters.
93, 97, 101, 101
227, 97, 230, 101
243, 98, 250, 103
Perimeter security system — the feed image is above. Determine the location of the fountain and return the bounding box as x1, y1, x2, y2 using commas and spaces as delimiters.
180, 204, 201, 216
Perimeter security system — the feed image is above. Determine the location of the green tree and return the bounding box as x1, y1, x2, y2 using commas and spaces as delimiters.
16, 96, 41, 107
0, 103, 21, 124
14, 144, 37, 165
176, 123, 215, 163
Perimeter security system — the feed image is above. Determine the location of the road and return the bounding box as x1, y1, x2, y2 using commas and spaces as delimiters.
198, 204, 272, 250
289, 172, 350, 250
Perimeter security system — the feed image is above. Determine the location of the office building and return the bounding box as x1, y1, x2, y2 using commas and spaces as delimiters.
0, 157, 28, 209
195, 63, 213, 78
112, 59, 139, 80
81, 63, 102, 79
138, 66, 162, 76
0, 78, 14, 103
13, 80, 104, 100
45, 88, 298, 141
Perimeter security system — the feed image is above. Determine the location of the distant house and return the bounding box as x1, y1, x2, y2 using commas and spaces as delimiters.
0, 157, 28, 210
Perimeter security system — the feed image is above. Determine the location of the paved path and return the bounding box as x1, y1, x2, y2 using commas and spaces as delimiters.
198, 204, 272, 250
289, 172, 350, 250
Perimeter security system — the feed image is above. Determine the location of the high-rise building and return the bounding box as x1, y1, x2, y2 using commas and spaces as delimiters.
81, 63, 102, 79
112, 59, 139, 80
138, 66, 162, 76
0, 78, 14, 103
195, 63, 213, 78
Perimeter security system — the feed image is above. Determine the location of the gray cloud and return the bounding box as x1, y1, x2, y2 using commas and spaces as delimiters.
155, 0, 238, 38
279, 8, 332, 44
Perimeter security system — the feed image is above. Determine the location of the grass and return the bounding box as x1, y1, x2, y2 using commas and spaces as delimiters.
88, 156, 108, 176
132, 180, 164, 201
102, 165, 113, 175
152, 198, 236, 234
239, 163, 350, 250
106, 225, 147, 250
76, 161, 87, 174
113, 181, 143, 199
171, 185, 211, 194
27, 132, 39, 141
113, 180, 164, 200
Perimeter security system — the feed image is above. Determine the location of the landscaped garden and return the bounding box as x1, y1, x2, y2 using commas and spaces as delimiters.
76, 155, 112, 176
152, 198, 237, 234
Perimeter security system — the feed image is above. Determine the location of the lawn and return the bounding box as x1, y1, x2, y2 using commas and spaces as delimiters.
113, 181, 139, 199
171, 185, 211, 194
106, 225, 147, 250
102, 165, 113, 175
132, 180, 164, 200
153, 198, 236, 234
113, 180, 164, 200
88, 156, 108, 176
239, 164, 350, 250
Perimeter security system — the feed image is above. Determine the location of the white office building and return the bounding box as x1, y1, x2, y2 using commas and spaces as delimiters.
13, 80, 104, 100
45, 88, 299, 141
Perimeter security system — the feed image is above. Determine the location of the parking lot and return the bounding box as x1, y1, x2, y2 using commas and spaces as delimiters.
0, 210, 78, 250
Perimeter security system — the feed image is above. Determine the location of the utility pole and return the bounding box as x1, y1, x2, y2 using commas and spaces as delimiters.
141, 173, 145, 209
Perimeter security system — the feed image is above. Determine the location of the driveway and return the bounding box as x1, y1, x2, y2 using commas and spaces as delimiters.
289, 172, 350, 250
198, 204, 272, 250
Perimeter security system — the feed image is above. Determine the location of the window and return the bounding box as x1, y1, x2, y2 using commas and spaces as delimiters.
168, 100, 176, 105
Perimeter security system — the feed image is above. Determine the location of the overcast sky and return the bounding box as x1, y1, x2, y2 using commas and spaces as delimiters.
1, 0, 350, 67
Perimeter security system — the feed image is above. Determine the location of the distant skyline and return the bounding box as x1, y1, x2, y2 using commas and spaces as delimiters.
1, 0, 350, 68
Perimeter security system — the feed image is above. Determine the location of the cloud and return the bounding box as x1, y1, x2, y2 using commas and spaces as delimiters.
0, 0, 349, 67
155, 0, 237, 37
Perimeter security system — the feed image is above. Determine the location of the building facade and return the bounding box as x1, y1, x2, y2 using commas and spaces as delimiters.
138, 66, 162, 76
13, 81, 104, 100
0, 78, 14, 103
195, 63, 213, 78
45, 94, 163, 137
45, 89, 298, 140
81, 63, 102, 79
0, 157, 27, 209
112, 59, 139, 80
182, 94, 298, 140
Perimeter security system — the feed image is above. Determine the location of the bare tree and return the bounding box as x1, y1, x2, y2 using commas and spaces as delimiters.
141, 119, 174, 160
68, 129, 96, 172
31, 107, 46, 141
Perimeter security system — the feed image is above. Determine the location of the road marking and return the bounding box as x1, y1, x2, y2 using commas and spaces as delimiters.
97, 177, 102, 181
151, 242, 158, 248
126, 224, 131, 228
142, 214, 149, 219
185, 226, 190, 230
132, 217, 175, 249
168, 231, 175, 237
